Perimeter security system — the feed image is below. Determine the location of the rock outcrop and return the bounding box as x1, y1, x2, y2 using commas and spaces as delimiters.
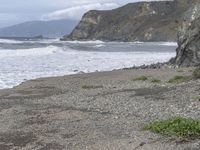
175, 4, 200, 66
63, 0, 198, 42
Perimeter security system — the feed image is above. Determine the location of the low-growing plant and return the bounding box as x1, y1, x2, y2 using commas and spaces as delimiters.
82, 85, 103, 89
177, 69, 184, 73
145, 117, 200, 139
151, 79, 161, 83
133, 76, 148, 81
168, 76, 190, 84
192, 96, 200, 101
193, 67, 200, 79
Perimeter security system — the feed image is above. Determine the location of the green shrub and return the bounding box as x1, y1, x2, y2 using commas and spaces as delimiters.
151, 79, 161, 83
168, 76, 190, 84
133, 76, 148, 81
145, 117, 200, 138
192, 96, 200, 101
193, 67, 200, 79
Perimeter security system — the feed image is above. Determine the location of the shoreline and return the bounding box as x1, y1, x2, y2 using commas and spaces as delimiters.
0, 67, 199, 150
0, 61, 174, 90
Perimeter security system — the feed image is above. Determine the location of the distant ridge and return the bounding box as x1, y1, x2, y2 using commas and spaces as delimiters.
64, 0, 199, 42
0, 19, 78, 38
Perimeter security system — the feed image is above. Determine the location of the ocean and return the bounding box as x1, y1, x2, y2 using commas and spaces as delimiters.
0, 38, 177, 89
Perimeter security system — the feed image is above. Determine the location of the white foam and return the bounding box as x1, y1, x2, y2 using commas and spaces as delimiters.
0, 46, 60, 58
0, 39, 23, 44
0, 42, 176, 89
134, 41, 144, 44
115, 41, 177, 46
93, 44, 105, 48
24, 38, 60, 44
0, 38, 61, 44
66, 40, 105, 44
155, 42, 178, 46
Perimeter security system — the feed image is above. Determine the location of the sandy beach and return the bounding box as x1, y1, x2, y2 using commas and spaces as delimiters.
0, 67, 199, 150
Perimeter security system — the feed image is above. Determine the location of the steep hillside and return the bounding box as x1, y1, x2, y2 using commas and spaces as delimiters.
63, 0, 198, 42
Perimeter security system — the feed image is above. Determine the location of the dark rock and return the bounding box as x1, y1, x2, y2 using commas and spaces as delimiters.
123, 62, 170, 70
64, 0, 198, 42
175, 4, 200, 66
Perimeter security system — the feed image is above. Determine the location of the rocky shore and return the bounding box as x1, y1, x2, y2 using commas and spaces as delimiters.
0, 67, 200, 150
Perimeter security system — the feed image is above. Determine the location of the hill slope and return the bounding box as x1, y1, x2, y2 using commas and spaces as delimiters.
64, 0, 198, 42
0, 19, 78, 38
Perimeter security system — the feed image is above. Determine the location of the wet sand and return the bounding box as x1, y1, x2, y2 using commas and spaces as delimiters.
0, 68, 200, 150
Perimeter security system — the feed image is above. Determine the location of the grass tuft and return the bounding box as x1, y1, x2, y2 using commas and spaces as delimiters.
192, 96, 200, 101
193, 67, 200, 79
145, 117, 200, 138
168, 76, 190, 84
151, 79, 161, 83
133, 76, 148, 81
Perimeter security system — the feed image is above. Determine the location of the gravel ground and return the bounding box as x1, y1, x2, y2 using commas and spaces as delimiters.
0, 68, 200, 150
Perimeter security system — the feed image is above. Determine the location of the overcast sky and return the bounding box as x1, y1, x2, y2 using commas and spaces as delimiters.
0, 0, 166, 28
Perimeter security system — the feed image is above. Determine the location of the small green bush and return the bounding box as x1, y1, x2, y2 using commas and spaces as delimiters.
133, 76, 148, 81
192, 96, 200, 101
168, 76, 190, 84
151, 79, 161, 83
193, 67, 200, 79
145, 117, 200, 138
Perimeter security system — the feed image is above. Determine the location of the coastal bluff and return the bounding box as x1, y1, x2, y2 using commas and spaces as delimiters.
175, 4, 200, 66
63, 0, 198, 42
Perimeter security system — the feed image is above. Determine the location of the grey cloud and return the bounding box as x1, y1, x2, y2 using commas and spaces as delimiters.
0, 0, 168, 27
41, 2, 120, 20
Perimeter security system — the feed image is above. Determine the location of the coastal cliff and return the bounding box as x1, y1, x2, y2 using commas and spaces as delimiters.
63, 0, 198, 42
175, 4, 200, 66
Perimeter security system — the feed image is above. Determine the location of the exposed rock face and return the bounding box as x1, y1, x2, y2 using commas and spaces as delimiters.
175, 4, 200, 66
63, 0, 198, 42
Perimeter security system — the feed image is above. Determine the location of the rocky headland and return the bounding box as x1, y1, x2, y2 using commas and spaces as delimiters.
63, 0, 199, 42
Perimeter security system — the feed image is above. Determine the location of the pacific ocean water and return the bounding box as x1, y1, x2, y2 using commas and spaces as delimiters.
0, 38, 177, 89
